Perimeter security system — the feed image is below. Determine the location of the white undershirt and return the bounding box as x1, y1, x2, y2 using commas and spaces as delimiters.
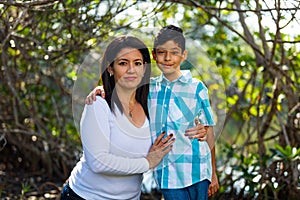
68, 96, 151, 199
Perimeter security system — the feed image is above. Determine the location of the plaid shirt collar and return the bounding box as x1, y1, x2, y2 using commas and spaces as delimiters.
155, 70, 192, 84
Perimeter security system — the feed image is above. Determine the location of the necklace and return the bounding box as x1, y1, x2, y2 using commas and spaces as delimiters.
129, 110, 133, 118
128, 101, 136, 118
121, 101, 136, 118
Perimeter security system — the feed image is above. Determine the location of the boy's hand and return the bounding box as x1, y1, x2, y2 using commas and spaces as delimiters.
184, 118, 208, 141
85, 86, 104, 105
208, 170, 219, 196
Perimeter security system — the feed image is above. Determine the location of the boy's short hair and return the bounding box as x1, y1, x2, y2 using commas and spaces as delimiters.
153, 25, 186, 52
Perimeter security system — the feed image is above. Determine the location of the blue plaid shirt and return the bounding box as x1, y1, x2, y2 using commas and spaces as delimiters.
148, 70, 215, 189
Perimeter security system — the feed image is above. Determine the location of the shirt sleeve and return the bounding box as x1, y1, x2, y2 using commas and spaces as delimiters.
80, 96, 149, 175
196, 82, 215, 126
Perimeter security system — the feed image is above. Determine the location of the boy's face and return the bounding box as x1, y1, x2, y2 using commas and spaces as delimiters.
153, 40, 187, 81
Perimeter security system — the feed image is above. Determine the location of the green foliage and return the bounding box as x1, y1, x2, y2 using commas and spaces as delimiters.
271, 144, 300, 162
0, 0, 148, 184
216, 141, 300, 199
21, 181, 32, 197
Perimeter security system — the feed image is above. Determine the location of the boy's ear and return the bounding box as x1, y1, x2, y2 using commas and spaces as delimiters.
182, 50, 188, 61
152, 50, 157, 60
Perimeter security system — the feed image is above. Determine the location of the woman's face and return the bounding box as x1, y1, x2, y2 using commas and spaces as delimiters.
109, 48, 146, 90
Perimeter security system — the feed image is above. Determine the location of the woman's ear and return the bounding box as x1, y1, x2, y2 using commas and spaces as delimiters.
107, 65, 113, 76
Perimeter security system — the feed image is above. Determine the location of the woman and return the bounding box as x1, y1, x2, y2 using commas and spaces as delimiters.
60, 36, 175, 199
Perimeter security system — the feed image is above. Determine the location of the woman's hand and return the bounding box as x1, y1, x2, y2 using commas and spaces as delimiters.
184, 118, 208, 141
85, 86, 105, 105
146, 132, 175, 169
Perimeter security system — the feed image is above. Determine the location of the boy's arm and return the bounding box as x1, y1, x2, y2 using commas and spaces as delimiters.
207, 126, 219, 197
85, 86, 104, 105
184, 118, 208, 141
85, 87, 210, 141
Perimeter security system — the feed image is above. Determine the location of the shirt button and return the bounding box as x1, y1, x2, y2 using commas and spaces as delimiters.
162, 124, 165, 127
164, 104, 167, 107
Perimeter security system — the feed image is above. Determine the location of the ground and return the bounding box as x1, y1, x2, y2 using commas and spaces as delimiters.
0, 168, 162, 200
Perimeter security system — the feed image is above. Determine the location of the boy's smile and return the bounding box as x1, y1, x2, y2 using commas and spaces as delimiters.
153, 40, 187, 81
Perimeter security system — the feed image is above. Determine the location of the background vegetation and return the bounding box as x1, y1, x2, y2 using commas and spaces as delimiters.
0, 0, 299, 199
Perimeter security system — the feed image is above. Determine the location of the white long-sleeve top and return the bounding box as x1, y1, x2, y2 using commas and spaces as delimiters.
68, 96, 151, 199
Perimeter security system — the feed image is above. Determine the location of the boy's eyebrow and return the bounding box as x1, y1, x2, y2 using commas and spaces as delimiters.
156, 47, 181, 51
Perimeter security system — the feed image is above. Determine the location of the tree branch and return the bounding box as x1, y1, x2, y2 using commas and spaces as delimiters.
0, 0, 58, 7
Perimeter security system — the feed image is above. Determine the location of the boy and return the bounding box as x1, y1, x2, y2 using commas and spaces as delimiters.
149, 25, 218, 200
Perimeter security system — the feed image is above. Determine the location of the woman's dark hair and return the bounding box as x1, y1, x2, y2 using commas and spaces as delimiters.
100, 35, 151, 119
153, 25, 185, 52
